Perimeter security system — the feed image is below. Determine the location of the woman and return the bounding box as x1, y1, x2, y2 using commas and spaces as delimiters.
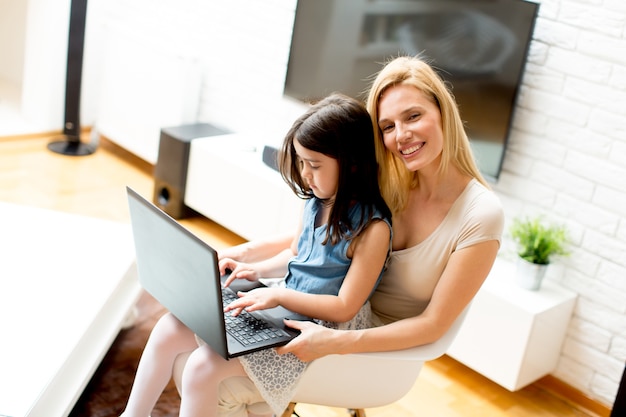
275, 55, 504, 361
214, 55, 504, 415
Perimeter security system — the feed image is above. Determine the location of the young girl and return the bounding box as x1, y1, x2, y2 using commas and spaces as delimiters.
120, 93, 392, 417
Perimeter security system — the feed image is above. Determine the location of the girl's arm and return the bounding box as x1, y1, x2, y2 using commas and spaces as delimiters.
218, 232, 294, 263
226, 219, 391, 323
276, 239, 500, 361
220, 247, 296, 287
220, 211, 304, 285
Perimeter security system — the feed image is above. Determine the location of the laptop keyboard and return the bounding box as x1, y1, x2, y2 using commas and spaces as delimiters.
222, 289, 290, 346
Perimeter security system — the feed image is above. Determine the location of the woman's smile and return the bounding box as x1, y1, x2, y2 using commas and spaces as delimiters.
400, 142, 425, 156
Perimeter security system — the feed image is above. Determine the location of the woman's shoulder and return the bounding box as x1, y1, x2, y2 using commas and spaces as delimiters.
455, 179, 504, 242
463, 179, 503, 213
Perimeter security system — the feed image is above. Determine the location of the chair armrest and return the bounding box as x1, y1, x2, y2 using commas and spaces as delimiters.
347, 340, 447, 362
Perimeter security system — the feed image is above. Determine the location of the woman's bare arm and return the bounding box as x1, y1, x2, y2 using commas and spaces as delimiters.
276, 239, 499, 361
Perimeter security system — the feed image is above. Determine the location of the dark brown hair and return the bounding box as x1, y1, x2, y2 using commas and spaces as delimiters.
279, 93, 391, 245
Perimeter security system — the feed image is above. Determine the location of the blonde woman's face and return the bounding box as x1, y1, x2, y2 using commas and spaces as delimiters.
377, 84, 444, 174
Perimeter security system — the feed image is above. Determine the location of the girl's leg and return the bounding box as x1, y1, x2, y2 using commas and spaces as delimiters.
178, 344, 251, 417
121, 312, 199, 417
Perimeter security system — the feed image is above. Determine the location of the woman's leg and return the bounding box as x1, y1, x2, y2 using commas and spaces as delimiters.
179, 344, 252, 417
121, 312, 199, 417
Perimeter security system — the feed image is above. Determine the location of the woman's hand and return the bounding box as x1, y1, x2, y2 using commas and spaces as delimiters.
219, 258, 261, 287
276, 319, 339, 362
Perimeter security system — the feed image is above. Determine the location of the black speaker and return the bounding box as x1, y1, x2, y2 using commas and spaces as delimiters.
48, 0, 95, 156
262, 145, 280, 172
153, 123, 228, 219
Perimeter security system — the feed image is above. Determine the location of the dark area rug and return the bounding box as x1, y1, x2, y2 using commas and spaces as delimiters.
69, 291, 181, 417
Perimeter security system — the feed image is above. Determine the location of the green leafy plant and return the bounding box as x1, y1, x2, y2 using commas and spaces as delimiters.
510, 216, 570, 265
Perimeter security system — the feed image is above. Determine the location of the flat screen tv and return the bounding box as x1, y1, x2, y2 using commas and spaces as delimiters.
284, 0, 539, 182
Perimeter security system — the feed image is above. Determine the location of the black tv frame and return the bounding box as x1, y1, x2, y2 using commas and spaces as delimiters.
284, 0, 539, 182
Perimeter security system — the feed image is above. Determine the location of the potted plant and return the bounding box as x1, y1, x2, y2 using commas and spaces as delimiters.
509, 216, 570, 290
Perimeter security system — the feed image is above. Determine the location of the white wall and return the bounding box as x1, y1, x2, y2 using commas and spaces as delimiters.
85, 0, 306, 161
0, 0, 70, 134
19, 0, 73, 132
492, 0, 626, 406
0, 0, 27, 86
70, 0, 626, 407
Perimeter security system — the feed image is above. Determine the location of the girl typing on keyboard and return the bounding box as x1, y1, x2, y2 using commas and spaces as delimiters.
120, 93, 392, 417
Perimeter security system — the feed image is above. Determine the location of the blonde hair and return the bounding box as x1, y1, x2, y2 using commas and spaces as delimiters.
366, 56, 489, 214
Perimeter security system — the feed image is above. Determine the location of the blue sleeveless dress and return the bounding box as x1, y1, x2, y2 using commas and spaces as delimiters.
238, 198, 391, 414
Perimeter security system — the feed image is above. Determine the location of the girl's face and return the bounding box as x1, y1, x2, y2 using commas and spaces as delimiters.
377, 84, 444, 174
293, 138, 339, 201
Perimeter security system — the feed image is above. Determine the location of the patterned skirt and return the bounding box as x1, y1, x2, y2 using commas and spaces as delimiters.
238, 302, 372, 415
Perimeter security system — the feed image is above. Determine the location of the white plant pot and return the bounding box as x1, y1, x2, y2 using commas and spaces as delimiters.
515, 257, 548, 291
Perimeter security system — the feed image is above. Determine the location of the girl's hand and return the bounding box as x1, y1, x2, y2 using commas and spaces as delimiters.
224, 288, 280, 316
276, 319, 338, 362
219, 258, 261, 287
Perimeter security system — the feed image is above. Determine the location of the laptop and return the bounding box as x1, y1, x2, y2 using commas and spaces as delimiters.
126, 186, 305, 359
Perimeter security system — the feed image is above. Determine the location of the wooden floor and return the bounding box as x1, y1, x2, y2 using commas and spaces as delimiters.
0, 133, 606, 417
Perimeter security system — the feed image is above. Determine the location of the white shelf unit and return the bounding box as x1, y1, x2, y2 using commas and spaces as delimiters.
447, 258, 577, 391
185, 134, 302, 241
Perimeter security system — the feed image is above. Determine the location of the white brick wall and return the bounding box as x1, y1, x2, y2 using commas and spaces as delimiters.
86, 0, 626, 407
494, 0, 626, 406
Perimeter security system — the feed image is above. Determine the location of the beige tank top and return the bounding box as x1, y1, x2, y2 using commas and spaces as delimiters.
370, 179, 504, 324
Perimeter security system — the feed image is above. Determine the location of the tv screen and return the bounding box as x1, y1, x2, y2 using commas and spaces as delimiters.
284, 0, 539, 182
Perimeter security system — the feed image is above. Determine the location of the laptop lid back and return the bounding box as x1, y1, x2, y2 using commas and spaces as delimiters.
126, 187, 229, 359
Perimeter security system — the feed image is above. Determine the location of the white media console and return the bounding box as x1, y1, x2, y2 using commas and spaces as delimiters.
184, 134, 302, 241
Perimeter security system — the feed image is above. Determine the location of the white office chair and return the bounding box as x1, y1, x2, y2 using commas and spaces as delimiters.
173, 307, 469, 417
